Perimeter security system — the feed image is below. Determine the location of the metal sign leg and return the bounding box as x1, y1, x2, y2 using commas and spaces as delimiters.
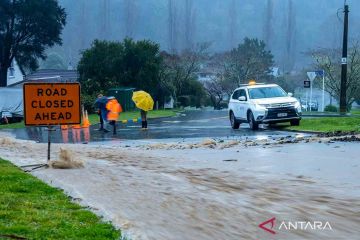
21, 126, 55, 172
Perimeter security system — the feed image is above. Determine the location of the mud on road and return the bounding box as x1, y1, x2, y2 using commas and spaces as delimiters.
1, 132, 359, 240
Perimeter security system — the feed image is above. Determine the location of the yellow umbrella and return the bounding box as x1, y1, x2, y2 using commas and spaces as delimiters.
132, 91, 154, 111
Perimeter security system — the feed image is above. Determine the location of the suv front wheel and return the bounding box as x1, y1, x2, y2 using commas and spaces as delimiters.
290, 119, 300, 126
248, 111, 259, 130
230, 111, 240, 129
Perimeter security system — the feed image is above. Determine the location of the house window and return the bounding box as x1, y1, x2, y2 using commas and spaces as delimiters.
9, 61, 15, 77
9, 68, 15, 77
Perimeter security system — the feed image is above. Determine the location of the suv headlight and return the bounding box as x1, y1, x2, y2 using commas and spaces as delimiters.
257, 104, 270, 109
288, 101, 300, 107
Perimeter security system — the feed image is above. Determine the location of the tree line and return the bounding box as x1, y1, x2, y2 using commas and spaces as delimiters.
1, 0, 359, 112
77, 37, 276, 112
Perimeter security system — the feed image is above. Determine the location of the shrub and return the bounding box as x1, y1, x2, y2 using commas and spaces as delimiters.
324, 105, 338, 112
219, 102, 228, 109
81, 94, 96, 113
178, 96, 190, 107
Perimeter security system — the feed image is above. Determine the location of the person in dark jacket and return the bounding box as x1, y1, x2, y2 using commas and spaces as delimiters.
94, 94, 110, 132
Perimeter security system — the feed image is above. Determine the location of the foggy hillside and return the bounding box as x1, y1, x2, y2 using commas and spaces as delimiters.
53, 0, 360, 70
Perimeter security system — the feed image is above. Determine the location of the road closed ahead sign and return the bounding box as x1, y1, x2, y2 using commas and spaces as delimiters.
23, 83, 81, 126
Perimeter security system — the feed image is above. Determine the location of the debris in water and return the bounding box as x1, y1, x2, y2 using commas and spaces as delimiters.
219, 140, 239, 149
222, 159, 238, 162
200, 138, 217, 146
50, 148, 84, 169
0, 137, 15, 146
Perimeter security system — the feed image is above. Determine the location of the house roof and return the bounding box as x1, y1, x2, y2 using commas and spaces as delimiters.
7, 69, 79, 87
25, 69, 79, 82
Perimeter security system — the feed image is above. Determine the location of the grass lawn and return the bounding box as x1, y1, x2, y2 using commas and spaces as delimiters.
283, 116, 360, 133
0, 109, 178, 129
0, 158, 121, 240
351, 109, 360, 115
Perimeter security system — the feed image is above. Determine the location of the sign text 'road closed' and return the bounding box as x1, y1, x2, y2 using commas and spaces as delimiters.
23, 83, 81, 126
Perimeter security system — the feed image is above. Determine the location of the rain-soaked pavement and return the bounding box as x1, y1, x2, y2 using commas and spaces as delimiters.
12, 110, 300, 143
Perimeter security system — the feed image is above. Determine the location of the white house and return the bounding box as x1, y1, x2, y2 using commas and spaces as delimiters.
270, 67, 281, 78
7, 59, 24, 86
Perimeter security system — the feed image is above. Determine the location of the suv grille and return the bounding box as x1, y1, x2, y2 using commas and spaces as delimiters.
268, 103, 293, 108
265, 107, 297, 119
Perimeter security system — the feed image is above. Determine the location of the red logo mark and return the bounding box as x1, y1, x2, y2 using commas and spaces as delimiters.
259, 217, 276, 234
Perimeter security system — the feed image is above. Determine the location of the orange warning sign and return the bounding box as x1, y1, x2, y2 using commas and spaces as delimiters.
23, 83, 81, 126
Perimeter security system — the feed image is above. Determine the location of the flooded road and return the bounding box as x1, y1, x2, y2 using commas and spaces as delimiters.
11, 110, 301, 143
1, 131, 359, 240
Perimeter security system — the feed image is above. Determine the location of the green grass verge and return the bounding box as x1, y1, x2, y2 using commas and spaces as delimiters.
283, 116, 360, 133
0, 158, 121, 240
0, 109, 178, 129
351, 109, 360, 115
0, 121, 25, 130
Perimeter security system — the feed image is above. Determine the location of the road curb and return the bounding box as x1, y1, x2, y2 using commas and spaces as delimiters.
275, 129, 323, 135
275, 128, 360, 136
302, 114, 353, 118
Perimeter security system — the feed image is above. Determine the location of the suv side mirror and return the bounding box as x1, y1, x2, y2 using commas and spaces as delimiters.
238, 96, 246, 101
288, 92, 293, 97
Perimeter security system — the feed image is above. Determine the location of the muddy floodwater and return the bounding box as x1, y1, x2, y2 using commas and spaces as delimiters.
1, 132, 359, 240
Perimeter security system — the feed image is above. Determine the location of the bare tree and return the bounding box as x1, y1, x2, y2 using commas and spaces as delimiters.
283, 0, 297, 72
184, 0, 195, 50
124, 0, 136, 38
228, 0, 237, 49
227, 38, 274, 85
208, 52, 237, 97
99, 0, 110, 39
204, 76, 226, 110
160, 43, 210, 106
204, 38, 274, 104
310, 44, 360, 109
168, 0, 178, 53
263, 0, 274, 48
79, 0, 87, 48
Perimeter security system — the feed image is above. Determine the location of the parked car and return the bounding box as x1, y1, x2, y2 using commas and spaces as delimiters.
0, 88, 23, 124
300, 100, 318, 111
228, 82, 302, 130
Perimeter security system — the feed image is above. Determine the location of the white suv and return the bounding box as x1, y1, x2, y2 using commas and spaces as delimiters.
228, 83, 302, 130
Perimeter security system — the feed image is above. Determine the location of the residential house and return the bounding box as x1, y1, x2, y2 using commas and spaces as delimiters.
6, 59, 24, 86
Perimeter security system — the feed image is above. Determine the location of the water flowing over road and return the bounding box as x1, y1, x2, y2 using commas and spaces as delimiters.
1, 131, 359, 240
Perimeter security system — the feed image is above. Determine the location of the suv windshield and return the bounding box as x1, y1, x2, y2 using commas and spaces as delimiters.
248, 86, 287, 99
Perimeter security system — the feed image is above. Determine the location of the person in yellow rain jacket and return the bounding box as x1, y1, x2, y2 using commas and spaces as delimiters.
106, 96, 122, 135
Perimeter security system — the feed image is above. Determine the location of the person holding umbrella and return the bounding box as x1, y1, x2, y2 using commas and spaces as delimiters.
94, 94, 110, 132
132, 90, 154, 130
140, 109, 147, 129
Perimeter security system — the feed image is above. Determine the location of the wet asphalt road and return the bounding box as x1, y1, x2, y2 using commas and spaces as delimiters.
12, 110, 298, 143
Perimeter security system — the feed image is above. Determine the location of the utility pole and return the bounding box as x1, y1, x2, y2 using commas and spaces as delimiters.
340, 2, 349, 114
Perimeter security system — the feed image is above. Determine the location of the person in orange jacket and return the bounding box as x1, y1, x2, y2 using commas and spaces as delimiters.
106, 96, 122, 135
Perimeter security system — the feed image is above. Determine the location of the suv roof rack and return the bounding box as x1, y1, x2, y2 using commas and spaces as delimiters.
239, 82, 267, 86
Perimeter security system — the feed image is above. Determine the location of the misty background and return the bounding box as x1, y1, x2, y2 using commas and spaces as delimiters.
50, 0, 360, 72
